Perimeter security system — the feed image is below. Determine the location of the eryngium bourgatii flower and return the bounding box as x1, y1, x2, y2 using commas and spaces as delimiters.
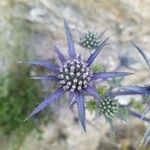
21, 20, 132, 131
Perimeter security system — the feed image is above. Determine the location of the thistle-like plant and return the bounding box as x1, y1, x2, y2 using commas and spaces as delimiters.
114, 43, 150, 115
98, 97, 119, 119
86, 94, 126, 131
79, 30, 102, 50
132, 43, 150, 69
108, 43, 150, 98
116, 49, 138, 71
108, 43, 150, 145
21, 20, 132, 131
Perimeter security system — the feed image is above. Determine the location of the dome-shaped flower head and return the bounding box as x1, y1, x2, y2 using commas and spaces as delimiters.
87, 95, 126, 131
97, 96, 126, 130
79, 30, 103, 50
98, 97, 119, 119
21, 20, 132, 131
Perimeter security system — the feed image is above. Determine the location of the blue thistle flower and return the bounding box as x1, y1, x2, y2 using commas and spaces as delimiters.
21, 20, 132, 131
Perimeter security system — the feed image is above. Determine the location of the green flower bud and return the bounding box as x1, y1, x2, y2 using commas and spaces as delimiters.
80, 31, 100, 49
98, 97, 119, 119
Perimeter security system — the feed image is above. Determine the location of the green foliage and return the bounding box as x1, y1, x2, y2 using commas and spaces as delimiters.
129, 98, 143, 110
92, 64, 106, 72
86, 100, 97, 113
0, 4, 50, 136
97, 86, 107, 96
0, 66, 42, 134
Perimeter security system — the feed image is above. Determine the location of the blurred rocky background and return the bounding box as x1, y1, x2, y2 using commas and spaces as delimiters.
0, 0, 150, 150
